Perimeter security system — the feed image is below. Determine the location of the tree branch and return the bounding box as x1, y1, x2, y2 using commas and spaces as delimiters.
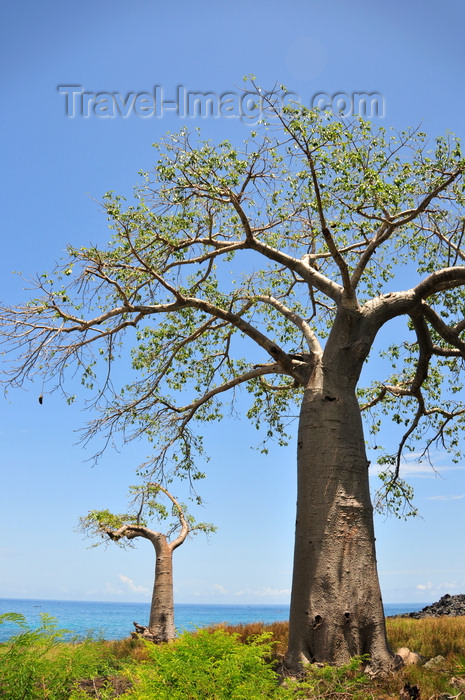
149, 483, 189, 551
351, 168, 465, 289
180, 294, 303, 380
420, 302, 465, 357
409, 311, 434, 392
363, 266, 465, 330
255, 294, 322, 355
174, 363, 285, 424
392, 167, 465, 226
226, 193, 343, 303
307, 155, 354, 299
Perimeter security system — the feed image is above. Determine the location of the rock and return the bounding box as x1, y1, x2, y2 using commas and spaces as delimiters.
423, 655, 446, 670
132, 621, 147, 635
395, 647, 423, 666
131, 621, 160, 643
402, 594, 465, 619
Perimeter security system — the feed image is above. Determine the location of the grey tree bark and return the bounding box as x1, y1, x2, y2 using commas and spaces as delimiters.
146, 534, 177, 642
101, 485, 189, 643
286, 309, 392, 669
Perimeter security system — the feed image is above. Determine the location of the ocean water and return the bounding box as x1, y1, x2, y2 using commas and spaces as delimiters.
0, 598, 426, 643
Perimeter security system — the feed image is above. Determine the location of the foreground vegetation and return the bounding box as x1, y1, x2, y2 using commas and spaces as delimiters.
1, 612, 465, 699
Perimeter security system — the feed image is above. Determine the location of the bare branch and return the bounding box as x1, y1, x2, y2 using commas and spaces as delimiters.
255, 294, 322, 355
351, 169, 465, 289
225, 192, 343, 303
394, 401, 424, 479
392, 167, 465, 226
174, 363, 284, 424
307, 157, 354, 299
414, 266, 465, 300
350, 221, 394, 289
148, 483, 189, 551
420, 302, 465, 357
409, 312, 434, 392
363, 266, 465, 329
360, 385, 387, 411
180, 293, 303, 380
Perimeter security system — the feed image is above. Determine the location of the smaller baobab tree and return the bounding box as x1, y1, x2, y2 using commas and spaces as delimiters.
78, 482, 215, 642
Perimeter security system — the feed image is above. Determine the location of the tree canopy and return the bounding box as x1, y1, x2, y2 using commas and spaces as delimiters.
3, 90, 465, 501
79, 482, 215, 548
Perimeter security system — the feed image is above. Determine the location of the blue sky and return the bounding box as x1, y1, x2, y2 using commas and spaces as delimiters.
1, 0, 465, 607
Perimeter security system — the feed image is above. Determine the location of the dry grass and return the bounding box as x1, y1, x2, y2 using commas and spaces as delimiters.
386, 614, 465, 658
103, 636, 151, 663
207, 620, 289, 658
209, 615, 465, 658
207, 615, 465, 700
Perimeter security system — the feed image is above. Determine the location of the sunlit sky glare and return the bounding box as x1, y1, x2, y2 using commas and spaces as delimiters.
1, 0, 465, 606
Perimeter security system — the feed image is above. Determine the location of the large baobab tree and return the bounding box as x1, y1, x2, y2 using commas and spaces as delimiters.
79, 482, 215, 642
2, 86, 465, 669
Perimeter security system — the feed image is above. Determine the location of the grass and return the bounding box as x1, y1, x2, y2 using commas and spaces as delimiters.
387, 615, 465, 657
2, 611, 465, 699
208, 616, 465, 699
206, 620, 290, 658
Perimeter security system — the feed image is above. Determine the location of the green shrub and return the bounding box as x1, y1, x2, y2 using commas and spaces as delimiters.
124, 628, 290, 700
286, 656, 371, 699
0, 612, 121, 699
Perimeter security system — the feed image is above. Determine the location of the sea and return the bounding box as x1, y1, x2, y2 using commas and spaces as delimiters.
0, 599, 426, 643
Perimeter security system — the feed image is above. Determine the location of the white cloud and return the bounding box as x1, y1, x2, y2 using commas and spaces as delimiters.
212, 583, 228, 595
398, 459, 465, 477
426, 494, 465, 501
254, 587, 291, 598
103, 582, 124, 596
416, 582, 434, 591
416, 580, 465, 595
118, 574, 150, 594
235, 587, 290, 599
370, 452, 465, 478
400, 463, 439, 477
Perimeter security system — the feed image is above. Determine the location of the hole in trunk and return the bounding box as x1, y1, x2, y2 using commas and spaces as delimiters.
344, 611, 350, 620
324, 395, 337, 402
313, 614, 322, 628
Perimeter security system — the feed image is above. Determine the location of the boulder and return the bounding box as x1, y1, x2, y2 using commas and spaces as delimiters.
423, 655, 446, 670
394, 647, 422, 667
403, 594, 465, 619
131, 621, 159, 643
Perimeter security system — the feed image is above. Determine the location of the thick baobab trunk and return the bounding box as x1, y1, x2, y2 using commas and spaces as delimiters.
285, 361, 392, 670
147, 536, 176, 642
125, 486, 189, 643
